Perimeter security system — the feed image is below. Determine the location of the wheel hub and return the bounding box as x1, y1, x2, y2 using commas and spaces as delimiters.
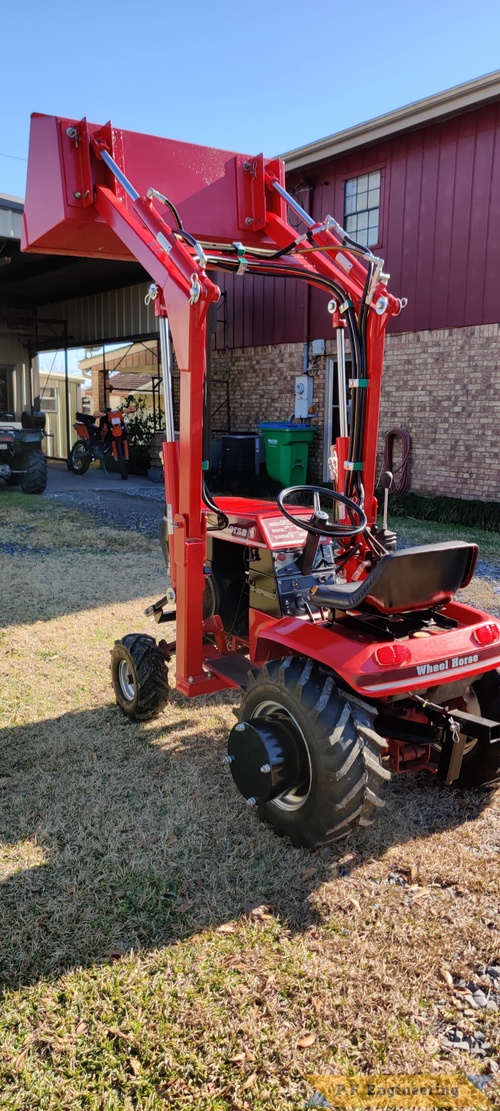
118, 659, 135, 701
227, 718, 301, 805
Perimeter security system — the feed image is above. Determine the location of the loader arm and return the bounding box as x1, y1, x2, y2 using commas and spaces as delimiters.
22, 113, 404, 696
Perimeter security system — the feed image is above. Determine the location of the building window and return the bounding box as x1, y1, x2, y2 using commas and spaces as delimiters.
344, 170, 381, 247
41, 387, 58, 414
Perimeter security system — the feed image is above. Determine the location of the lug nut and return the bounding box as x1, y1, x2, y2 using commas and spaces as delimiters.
234, 723, 245, 732
260, 763, 271, 774
246, 797, 257, 807
222, 754, 235, 764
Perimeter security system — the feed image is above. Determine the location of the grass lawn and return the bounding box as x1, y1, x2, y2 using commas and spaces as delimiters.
0, 492, 499, 1109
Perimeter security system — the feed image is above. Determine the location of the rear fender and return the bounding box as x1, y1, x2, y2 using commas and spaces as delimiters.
253, 612, 500, 700
14, 430, 44, 446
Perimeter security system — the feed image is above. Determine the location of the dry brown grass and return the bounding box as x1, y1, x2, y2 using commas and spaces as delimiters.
0, 492, 498, 1109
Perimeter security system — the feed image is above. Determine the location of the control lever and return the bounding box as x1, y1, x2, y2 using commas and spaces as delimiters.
372, 470, 397, 551
380, 470, 393, 531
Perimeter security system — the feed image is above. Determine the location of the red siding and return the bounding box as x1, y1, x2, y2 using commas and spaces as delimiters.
304, 100, 500, 338
215, 99, 500, 348
214, 271, 306, 349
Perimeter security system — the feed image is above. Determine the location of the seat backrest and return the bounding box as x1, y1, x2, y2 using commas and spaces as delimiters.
362, 542, 478, 614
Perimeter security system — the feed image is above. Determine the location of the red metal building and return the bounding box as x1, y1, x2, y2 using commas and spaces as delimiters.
213, 71, 500, 500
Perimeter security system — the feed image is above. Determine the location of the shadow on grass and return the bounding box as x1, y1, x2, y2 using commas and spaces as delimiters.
0, 700, 493, 993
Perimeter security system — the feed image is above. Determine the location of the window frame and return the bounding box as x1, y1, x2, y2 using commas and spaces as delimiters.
40, 386, 59, 414
343, 165, 385, 251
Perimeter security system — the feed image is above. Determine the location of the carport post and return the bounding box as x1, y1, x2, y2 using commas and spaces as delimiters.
64, 348, 71, 459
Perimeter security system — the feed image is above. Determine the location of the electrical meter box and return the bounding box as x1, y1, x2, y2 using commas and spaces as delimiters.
294, 375, 313, 419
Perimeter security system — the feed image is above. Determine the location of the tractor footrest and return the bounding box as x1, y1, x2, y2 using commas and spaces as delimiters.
205, 653, 259, 690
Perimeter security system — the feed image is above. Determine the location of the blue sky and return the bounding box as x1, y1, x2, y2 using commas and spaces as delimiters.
2, 0, 500, 200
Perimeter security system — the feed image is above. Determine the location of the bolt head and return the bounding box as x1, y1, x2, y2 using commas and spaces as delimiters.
374, 295, 389, 315
73, 192, 82, 200
222, 754, 235, 764
234, 723, 245, 732
246, 796, 257, 807
260, 763, 271, 774
188, 676, 194, 684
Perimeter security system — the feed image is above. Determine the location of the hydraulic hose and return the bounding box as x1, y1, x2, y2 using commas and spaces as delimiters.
202, 478, 229, 531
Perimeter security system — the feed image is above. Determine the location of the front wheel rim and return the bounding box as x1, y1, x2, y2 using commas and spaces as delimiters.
118, 659, 136, 701
249, 698, 311, 812
73, 444, 90, 469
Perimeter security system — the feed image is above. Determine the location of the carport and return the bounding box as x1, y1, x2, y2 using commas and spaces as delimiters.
0, 190, 159, 458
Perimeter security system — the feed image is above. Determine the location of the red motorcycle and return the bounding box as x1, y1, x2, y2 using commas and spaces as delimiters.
69, 398, 135, 480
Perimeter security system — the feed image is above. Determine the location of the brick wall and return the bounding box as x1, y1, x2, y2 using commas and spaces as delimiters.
211, 322, 500, 502
380, 324, 500, 501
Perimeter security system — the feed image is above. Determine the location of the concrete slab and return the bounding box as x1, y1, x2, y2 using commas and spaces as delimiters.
44, 460, 161, 495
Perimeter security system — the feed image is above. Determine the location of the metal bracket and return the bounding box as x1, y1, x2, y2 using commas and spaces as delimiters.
438, 717, 466, 785
62, 118, 94, 208
233, 242, 248, 276
235, 154, 266, 232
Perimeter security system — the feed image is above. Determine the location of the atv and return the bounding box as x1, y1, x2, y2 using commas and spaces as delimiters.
0, 411, 48, 494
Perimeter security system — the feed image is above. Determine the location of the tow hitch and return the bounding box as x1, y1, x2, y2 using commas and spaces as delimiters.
376, 694, 500, 784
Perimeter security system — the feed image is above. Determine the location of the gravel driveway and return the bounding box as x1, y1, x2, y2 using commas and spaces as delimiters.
46, 485, 166, 538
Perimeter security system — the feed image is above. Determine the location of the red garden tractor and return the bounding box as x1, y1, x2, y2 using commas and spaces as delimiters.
22, 114, 500, 848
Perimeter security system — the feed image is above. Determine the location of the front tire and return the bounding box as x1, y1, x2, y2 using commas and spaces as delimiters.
457, 669, 500, 787
111, 634, 169, 721
69, 440, 92, 475
237, 657, 389, 848
21, 449, 47, 494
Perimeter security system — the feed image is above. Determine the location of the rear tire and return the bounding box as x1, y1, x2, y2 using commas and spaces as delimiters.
237, 657, 389, 848
21, 449, 47, 494
69, 440, 92, 475
111, 634, 169, 721
457, 669, 500, 786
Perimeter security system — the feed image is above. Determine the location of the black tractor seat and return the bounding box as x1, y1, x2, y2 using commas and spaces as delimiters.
310, 541, 478, 615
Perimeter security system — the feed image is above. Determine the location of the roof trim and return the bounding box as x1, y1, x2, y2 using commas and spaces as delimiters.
281, 70, 500, 171
0, 193, 24, 213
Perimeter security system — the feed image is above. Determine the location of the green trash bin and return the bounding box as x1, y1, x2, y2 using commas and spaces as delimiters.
258, 422, 316, 486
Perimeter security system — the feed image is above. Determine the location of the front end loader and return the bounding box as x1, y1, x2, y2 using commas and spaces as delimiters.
22, 114, 500, 848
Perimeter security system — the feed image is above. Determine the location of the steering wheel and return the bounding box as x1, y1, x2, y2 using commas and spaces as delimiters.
277, 485, 367, 538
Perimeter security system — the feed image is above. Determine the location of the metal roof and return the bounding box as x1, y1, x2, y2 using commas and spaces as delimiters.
0, 234, 147, 313
0, 192, 24, 211
281, 69, 500, 171
0, 192, 23, 240
0, 191, 148, 313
